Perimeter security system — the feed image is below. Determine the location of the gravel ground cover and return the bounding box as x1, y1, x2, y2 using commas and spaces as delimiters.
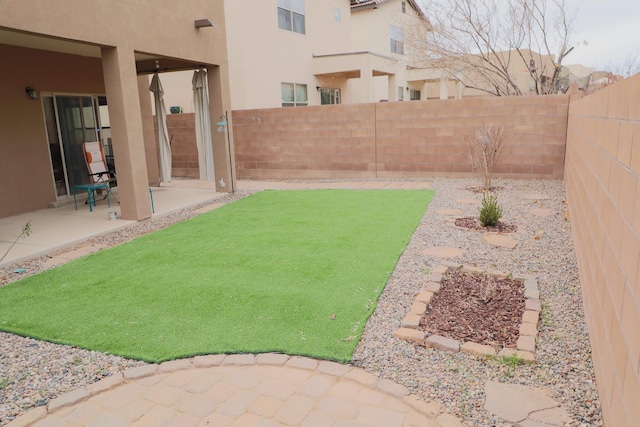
0, 179, 601, 426
0, 191, 251, 425
352, 178, 601, 426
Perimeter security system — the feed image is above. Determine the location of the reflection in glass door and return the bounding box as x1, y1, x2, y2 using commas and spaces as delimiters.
43, 95, 100, 198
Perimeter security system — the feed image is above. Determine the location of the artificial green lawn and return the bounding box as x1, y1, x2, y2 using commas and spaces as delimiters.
0, 190, 433, 363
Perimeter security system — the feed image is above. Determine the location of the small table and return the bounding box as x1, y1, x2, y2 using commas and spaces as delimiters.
73, 183, 110, 212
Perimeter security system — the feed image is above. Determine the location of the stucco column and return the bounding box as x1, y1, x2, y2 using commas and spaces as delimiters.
361, 64, 375, 103
440, 74, 449, 100
456, 80, 463, 99
101, 47, 152, 220
388, 74, 398, 102
207, 64, 235, 193
138, 74, 160, 187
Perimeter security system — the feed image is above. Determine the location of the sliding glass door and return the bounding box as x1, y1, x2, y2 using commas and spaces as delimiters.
43, 95, 102, 198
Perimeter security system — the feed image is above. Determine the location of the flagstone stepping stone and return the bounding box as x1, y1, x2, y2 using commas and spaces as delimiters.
484, 381, 569, 424
523, 193, 550, 200
484, 233, 519, 249
421, 247, 465, 257
436, 208, 463, 215
530, 208, 554, 217
456, 198, 479, 205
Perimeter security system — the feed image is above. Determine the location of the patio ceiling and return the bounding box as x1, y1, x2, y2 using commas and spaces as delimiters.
312, 51, 399, 80
0, 26, 203, 74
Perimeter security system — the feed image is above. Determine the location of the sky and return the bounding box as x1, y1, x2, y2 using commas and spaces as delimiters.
562, 0, 640, 70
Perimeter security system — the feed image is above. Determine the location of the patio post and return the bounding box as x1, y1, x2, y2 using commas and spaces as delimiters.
207, 64, 236, 193
101, 46, 153, 220
388, 74, 398, 102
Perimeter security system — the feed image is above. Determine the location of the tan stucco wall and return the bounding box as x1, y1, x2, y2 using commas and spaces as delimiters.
0, 0, 233, 219
0, 45, 105, 218
565, 74, 640, 426
351, 0, 423, 62
161, 0, 352, 111
0, 0, 228, 66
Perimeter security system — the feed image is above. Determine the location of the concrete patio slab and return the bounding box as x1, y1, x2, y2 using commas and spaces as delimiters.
0, 183, 226, 267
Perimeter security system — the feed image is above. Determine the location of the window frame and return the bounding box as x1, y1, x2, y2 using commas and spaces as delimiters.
398, 86, 404, 101
410, 89, 421, 101
390, 25, 404, 55
281, 82, 308, 107
320, 87, 341, 105
278, 0, 306, 34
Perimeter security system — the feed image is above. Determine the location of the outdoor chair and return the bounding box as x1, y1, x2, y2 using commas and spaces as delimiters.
72, 142, 116, 212
75, 142, 155, 214
83, 141, 117, 187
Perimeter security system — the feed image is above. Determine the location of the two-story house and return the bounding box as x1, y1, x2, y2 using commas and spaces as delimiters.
162, 0, 431, 111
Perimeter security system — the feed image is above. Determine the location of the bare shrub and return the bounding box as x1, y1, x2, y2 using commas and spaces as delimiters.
466, 126, 511, 191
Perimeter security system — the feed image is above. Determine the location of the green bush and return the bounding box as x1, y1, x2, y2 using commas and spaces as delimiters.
479, 192, 503, 226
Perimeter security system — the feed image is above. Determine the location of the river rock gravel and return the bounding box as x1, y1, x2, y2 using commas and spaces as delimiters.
352, 178, 602, 426
0, 179, 601, 426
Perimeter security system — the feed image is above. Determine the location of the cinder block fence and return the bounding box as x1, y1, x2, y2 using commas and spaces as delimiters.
231, 95, 569, 180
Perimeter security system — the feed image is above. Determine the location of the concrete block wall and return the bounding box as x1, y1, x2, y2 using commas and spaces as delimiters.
232, 104, 377, 179
374, 96, 568, 178
165, 113, 199, 179
564, 74, 640, 426
231, 95, 569, 179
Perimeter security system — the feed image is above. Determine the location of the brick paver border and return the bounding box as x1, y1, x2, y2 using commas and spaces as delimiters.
7, 354, 458, 427
394, 263, 540, 363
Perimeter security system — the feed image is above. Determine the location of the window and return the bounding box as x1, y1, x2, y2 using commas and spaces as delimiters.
281, 83, 308, 107
402, 1, 406, 13
410, 89, 421, 101
320, 88, 341, 105
278, 0, 305, 34
390, 26, 404, 54
398, 87, 404, 101
334, 7, 341, 22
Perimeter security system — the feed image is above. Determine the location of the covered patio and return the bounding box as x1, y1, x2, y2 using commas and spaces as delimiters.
0, 0, 235, 226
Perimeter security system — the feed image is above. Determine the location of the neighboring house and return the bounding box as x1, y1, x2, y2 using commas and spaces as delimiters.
162, 0, 431, 111
563, 63, 595, 91
417, 49, 562, 99
0, 0, 234, 220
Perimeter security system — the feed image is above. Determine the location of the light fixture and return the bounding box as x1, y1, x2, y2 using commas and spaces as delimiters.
406, 87, 409, 91
25, 87, 38, 100
194, 19, 216, 28
316, 86, 321, 91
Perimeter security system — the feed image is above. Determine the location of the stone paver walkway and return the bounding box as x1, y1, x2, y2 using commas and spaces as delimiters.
9, 354, 461, 427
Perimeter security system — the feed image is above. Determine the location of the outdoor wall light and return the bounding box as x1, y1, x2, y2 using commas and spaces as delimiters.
316, 86, 321, 91
25, 87, 38, 99
194, 19, 216, 28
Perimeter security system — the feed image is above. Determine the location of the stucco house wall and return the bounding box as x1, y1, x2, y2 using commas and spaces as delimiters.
0, 0, 233, 220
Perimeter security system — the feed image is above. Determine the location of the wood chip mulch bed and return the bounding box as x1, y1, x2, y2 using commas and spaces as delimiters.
454, 217, 518, 233
419, 270, 525, 348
